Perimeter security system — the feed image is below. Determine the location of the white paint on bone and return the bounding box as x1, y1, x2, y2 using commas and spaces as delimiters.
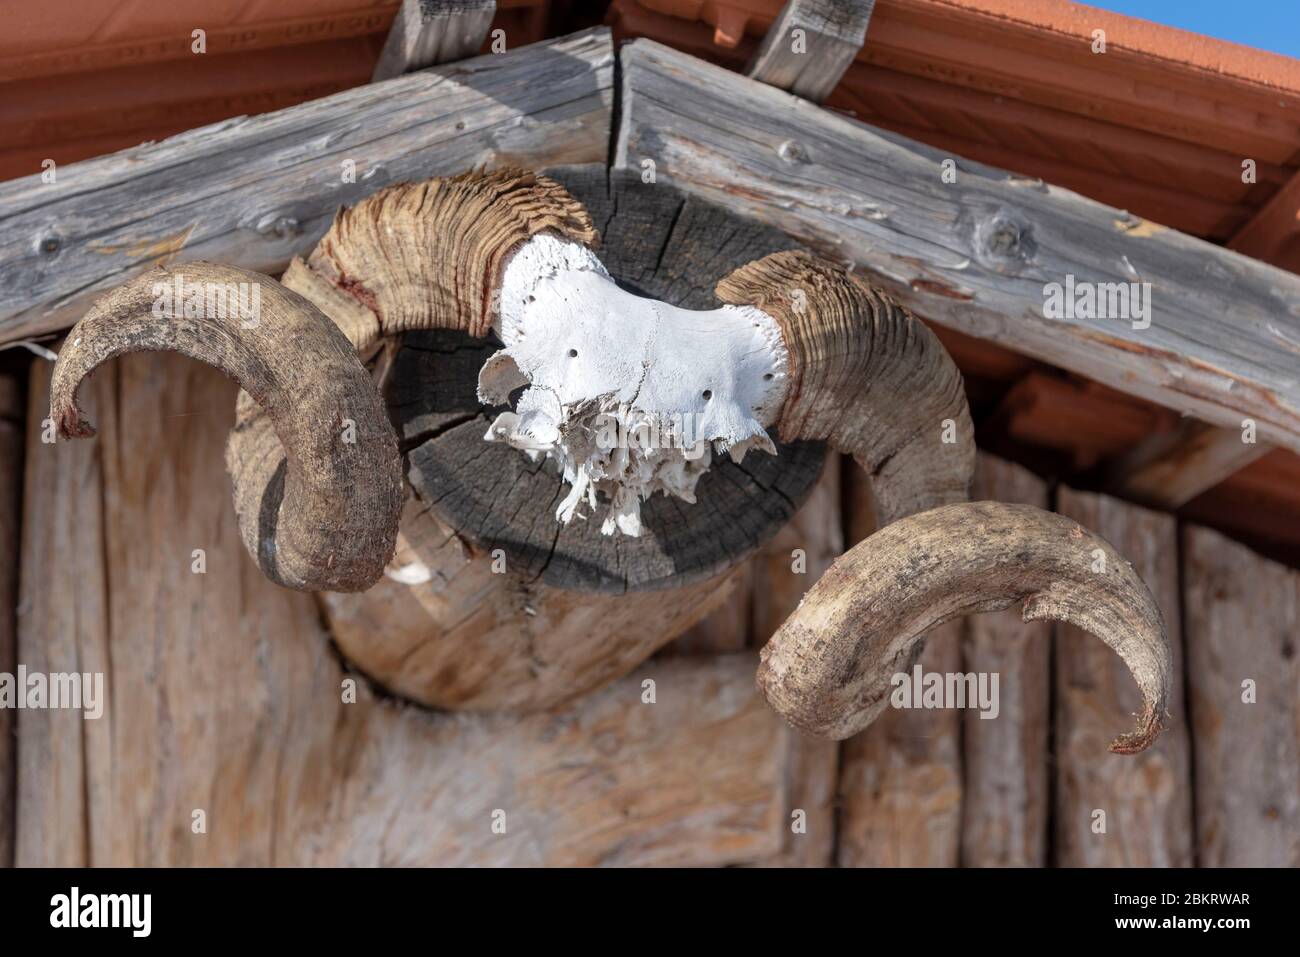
480, 232, 789, 537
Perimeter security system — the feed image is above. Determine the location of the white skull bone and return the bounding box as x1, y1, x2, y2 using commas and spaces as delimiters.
480, 233, 790, 536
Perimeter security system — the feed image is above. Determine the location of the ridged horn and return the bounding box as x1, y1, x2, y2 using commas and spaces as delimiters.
757, 501, 1171, 753
51, 169, 600, 593
50, 262, 403, 592
307, 167, 599, 345
717, 250, 974, 524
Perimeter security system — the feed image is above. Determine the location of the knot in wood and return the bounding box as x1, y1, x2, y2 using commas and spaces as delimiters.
255, 213, 303, 239
970, 207, 1036, 274
777, 139, 810, 164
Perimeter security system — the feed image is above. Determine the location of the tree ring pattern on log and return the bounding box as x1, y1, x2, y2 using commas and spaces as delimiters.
391, 166, 826, 592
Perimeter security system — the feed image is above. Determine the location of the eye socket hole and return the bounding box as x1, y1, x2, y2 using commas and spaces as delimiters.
702, 389, 713, 401
763, 373, 774, 381
568, 349, 578, 358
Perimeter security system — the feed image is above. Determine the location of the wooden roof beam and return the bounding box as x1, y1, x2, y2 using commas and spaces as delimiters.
0, 28, 614, 346
616, 39, 1300, 458
747, 0, 875, 103
1105, 419, 1271, 510
1229, 167, 1300, 273
372, 0, 497, 81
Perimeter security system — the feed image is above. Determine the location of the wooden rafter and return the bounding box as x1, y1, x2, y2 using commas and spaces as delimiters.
1229, 166, 1300, 271
1105, 419, 1272, 510
747, 0, 875, 102
372, 0, 498, 81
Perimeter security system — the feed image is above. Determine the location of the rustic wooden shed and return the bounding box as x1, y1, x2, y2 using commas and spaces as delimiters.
0, 0, 1297, 867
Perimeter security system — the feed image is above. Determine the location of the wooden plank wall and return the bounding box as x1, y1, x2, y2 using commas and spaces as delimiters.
0, 360, 22, 868
1184, 526, 1300, 866
723, 450, 1292, 867
10, 351, 1299, 865
1054, 489, 1194, 866
15, 353, 825, 867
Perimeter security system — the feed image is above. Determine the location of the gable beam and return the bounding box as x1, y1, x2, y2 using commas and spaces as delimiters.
616, 39, 1300, 458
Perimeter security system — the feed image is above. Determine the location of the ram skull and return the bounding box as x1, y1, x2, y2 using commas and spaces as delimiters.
49, 169, 1171, 754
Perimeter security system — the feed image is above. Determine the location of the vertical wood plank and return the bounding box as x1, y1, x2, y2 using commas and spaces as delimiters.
838, 456, 962, 866
670, 564, 752, 655
752, 455, 842, 644
372, 0, 497, 81
747, 0, 874, 103
1054, 487, 1194, 866
960, 454, 1051, 867
749, 455, 843, 865
18, 354, 328, 866
836, 620, 964, 867
1183, 524, 1300, 867
16, 359, 104, 865
754, 726, 839, 867
842, 455, 876, 548
0, 361, 24, 867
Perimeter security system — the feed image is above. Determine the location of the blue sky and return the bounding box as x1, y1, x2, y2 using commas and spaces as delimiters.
1087, 1, 1300, 58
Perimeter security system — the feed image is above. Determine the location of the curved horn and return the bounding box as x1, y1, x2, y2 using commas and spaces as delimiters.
757, 501, 1171, 753
716, 250, 974, 524
307, 167, 599, 345
720, 253, 1170, 753
51, 169, 599, 593
50, 262, 404, 591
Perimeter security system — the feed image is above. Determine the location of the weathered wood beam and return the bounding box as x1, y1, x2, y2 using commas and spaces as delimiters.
1183, 524, 1300, 867
747, 0, 874, 103
0, 28, 614, 346
616, 40, 1300, 457
372, 0, 497, 81
1105, 419, 1271, 509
